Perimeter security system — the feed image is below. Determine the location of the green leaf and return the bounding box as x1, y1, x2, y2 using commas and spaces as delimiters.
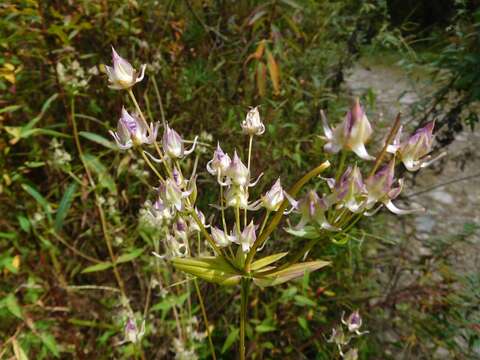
82, 153, 117, 194
251, 252, 288, 271
81, 261, 113, 274
17, 215, 31, 232
54, 182, 77, 231
79, 131, 116, 150
294, 295, 317, 307
284, 226, 320, 239
40, 332, 60, 357
256, 322, 276, 333
171, 257, 241, 286
221, 328, 239, 353
81, 249, 144, 273
253, 260, 330, 287
5, 293, 23, 319
117, 248, 144, 264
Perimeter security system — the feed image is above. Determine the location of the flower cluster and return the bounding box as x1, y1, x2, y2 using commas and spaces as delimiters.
103, 47, 442, 356
328, 310, 368, 359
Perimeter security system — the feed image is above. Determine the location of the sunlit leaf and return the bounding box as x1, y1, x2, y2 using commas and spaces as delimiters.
253, 260, 330, 287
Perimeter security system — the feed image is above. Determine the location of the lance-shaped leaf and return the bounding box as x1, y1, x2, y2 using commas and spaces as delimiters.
171, 256, 242, 286
250, 252, 288, 271
253, 260, 330, 287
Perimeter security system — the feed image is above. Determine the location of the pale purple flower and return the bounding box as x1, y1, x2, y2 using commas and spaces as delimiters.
241, 106, 265, 136
328, 165, 367, 213
294, 190, 337, 231
106, 47, 146, 90
322, 99, 374, 160
206, 143, 231, 178
389, 121, 444, 171
109, 107, 158, 150
261, 178, 285, 212
124, 317, 145, 344
365, 160, 422, 215
342, 310, 363, 334
233, 221, 257, 252
225, 151, 250, 187
210, 227, 235, 247
162, 125, 197, 159
343, 348, 358, 360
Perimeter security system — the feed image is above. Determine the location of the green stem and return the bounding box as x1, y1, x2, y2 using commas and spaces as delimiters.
220, 186, 228, 233
244, 161, 331, 271
239, 279, 250, 360
70, 97, 128, 301
194, 279, 217, 360
245, 135, 253, 227
369, 113, 401, 176
335, 150, 347, 182
140, 148, 164, 181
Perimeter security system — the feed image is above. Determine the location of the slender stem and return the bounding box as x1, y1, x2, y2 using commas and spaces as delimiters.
369, 113, 401, 176
335, 151, 347, 182
194, 279, 217, 360
220, 186, 228, 233
239, 279, 250, 360
70, 97, 128, 300
258, 211, 271, 238
244, 161, 331, 271
151, 75, 166, 127
245, 135, 253, 227
128, 89, 149, 130
140, 149, 164, 181
235, 206, 242, 235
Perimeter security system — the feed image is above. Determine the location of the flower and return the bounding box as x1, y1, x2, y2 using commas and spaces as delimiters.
206, 143, 231, 178
321, 99, 374, 160
342, 310, 363, 334
162, 125, 197, 159
389, 121, 443, 171
294, 190, 337, 230
159, 178, 191, 211
261, 178, 285, 212
343, 348, 358, 360
124, 317, 145, 344
225, 151, 250, 187
225, 185, 249, 209
365, 159, 423, 215
233, 221, 257, 252
109, 107, 158, 150
329, 165, 367, 213
106, 47, 146, 90
241, 106, 265, 136
210, 227, 235, 247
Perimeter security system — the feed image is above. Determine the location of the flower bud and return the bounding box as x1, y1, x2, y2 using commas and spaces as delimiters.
206, 143, 231, 177
163, 125, 184, 159
226, 151, 250, 187
124, 317, 145, 344
211, 227, 235, 247
343, 348, 358, 360
331, 165, 367, 213
225, 186, 249, 209
106, 47, 146, 90
365, 160, 421, 215
109, 107, 158, 150
159, 179, 184, 211
233, 221, 257, 252
295, 191, 336, 231
241, 106, 265, 136
322, 99, 374, 160
398, 121, 437, 171
343, 310, 362, 333
261, 178, 285, 211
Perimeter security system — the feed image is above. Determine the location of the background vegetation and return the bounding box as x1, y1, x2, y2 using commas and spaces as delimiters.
0, 0, 479, 358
